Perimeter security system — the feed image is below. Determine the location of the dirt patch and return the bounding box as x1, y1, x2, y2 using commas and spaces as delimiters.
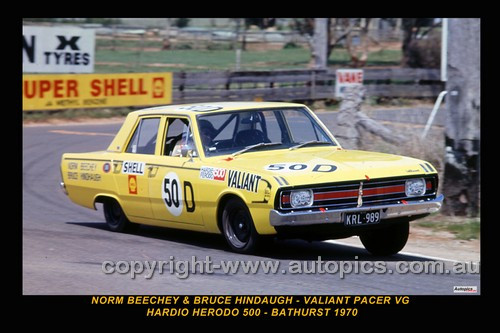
405, 226, 480, 262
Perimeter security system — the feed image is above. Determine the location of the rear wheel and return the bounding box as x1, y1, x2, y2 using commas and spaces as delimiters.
103, 199, 138, 233
359, 221, 409, 256
222, 198, 260, 254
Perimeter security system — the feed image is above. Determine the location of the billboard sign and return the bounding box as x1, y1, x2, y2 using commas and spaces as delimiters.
23, 25, 95, 73
22, 73, 173, 111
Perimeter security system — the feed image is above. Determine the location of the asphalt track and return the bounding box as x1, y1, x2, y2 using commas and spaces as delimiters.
22, 111, 479, 295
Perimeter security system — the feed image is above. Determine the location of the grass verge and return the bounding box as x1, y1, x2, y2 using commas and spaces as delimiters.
94, 48, 402, 72
414, 214, 480, 241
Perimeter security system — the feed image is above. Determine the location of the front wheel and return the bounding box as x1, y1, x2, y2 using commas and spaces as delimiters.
359, 221, 409, 256
222, 198, 260, 254
103, 199, 138, 233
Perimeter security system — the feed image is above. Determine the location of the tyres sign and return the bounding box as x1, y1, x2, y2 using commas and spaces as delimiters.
23, 26, 95, 73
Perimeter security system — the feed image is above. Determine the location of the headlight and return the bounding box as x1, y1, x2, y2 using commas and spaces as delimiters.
290, 189, 314, 208
405, 178, 426, 197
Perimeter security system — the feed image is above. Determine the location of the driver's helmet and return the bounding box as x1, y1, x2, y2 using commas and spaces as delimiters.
198, 119, 217, 145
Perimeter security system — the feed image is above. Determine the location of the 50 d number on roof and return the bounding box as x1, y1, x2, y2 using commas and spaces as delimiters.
265, 163, 337, 173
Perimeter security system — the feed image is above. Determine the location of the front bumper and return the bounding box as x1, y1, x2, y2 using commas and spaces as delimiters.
60, 181, 68, 195
269, 194, 443, 226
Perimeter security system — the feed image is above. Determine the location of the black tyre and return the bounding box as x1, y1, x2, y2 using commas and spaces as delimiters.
360, 221, 409, 256
103, 199, 138, 233
222, 198, 260, 254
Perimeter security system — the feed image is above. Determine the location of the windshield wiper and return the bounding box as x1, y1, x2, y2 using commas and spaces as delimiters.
232, 142, 282, 157
289, 140, 333, 150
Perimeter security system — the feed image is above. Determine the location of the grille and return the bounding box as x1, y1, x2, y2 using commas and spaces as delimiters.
279, 175, 438, 211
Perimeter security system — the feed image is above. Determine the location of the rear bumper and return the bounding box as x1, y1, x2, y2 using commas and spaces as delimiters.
269, 195, 443, 226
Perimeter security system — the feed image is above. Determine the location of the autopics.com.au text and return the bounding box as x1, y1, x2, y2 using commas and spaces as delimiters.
101, 256, 480, 280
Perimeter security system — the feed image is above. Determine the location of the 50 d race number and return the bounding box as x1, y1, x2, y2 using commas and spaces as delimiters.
265, 163, 337, 173
162, 172, 195, 216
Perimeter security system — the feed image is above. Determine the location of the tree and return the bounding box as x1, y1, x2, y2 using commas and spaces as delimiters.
401, 18, 441, 68
335, 18, 372, 68
312, 18, 328, 69
162, 18, 171, 50
292, 18, 383, 68
174, 18, 190, 28
244, 18, 276, 29
442, 19, 480, 217
291, 18, 316, 66
293, 18, 353, 67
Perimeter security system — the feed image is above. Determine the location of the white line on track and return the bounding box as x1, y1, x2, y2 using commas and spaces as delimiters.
48, 129, 115, 136
323, 239, 467, 263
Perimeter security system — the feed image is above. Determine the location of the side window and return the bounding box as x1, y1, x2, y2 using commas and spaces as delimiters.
283, 109, 327, 143
126, 117, 160, 154
164, 118, 198, 157
261, 111, 282, 143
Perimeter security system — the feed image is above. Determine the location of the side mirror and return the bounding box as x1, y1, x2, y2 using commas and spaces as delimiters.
181, 147, 197, 159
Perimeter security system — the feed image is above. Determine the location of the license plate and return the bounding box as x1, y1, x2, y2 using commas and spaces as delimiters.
344, 210, 381, 226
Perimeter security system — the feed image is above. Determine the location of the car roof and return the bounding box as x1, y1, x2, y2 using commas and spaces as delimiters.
132, 101, 304, 116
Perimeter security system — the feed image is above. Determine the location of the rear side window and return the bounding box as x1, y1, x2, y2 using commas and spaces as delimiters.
126, 117, 160, 154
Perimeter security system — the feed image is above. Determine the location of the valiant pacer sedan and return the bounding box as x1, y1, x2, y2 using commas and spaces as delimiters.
60, 102, 443, 255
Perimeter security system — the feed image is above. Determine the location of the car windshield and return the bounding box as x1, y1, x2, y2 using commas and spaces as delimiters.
197, 107, 335, 157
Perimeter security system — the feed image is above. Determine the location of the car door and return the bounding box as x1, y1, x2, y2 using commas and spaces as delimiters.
112, 116, 161, 219
147, 116, 204, 226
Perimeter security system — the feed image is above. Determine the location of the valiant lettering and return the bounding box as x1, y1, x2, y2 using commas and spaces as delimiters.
227, 170, 261, 193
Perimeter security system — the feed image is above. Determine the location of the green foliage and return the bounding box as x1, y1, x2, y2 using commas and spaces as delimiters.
175, 18, 190, 28
283, 42, 303, 49
446, 220, 480, 240
415, 215, 480, 240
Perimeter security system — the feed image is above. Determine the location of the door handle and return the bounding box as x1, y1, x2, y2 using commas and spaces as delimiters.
148, 165, 159, 177
112, 161, 122, 173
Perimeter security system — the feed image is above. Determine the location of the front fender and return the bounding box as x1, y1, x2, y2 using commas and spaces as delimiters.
214, 184, 277, 236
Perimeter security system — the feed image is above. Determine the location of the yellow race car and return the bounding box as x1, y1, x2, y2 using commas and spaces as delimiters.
60, 102, 443, 255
